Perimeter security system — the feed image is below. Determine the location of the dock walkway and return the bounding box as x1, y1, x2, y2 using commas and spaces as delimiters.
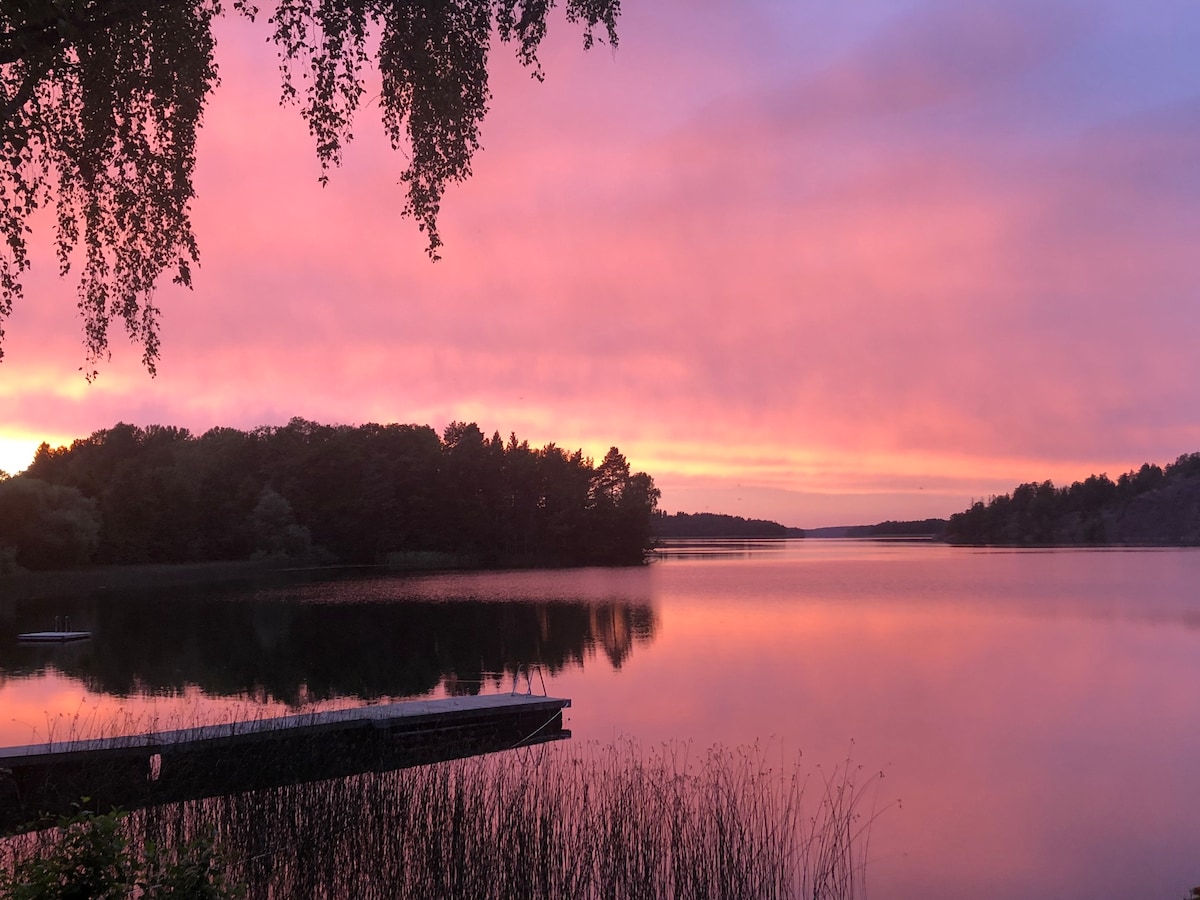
16, 631, 91, 643
0, 694, 570, 766
0, 693, 571, 831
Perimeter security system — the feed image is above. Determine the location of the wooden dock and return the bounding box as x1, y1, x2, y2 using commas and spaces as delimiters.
0, 693, 571, 832
17, 631, 92, 643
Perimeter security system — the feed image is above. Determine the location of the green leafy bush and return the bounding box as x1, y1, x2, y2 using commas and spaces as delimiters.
0, 807, 242, 899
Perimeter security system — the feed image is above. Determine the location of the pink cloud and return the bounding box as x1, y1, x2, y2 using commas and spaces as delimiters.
2, 1, 1199, 526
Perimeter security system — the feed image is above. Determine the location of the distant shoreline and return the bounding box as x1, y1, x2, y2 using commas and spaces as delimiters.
0, 553, 653, 603
0, 559, 294, 602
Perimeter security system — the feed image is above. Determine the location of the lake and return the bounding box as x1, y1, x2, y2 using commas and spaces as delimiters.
2, 540, 1199, 898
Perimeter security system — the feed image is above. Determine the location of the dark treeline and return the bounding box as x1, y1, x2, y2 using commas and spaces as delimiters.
804, 519, 947, 539
945, 453, 1200, 546
651, 511, 804, 538
0, 419, 660, 571
845, 519, 947, 538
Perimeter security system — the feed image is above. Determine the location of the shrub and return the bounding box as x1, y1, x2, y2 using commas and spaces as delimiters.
0, 806, 242, 899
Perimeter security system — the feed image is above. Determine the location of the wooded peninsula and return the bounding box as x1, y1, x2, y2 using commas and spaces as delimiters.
0, 420, 660, 572
944, 453, 1200, 546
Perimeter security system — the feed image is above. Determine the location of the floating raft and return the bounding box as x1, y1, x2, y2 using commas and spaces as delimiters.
0, 693, 571, 831
17, 631, 92, 643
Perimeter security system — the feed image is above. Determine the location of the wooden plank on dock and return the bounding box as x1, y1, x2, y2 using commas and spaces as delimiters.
0, 694, 571, 766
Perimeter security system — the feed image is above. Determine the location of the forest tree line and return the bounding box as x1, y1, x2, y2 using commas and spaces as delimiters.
651, 511, 803, 538
944, 453, 1200, 546
803, 519, 947, 539
0, 419, 660, 572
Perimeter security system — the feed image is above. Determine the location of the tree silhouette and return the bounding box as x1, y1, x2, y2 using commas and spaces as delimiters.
0, 475, 99, 569
12, 418, 658, 568
0, 1, 621, 375
944, 453, 1200, 546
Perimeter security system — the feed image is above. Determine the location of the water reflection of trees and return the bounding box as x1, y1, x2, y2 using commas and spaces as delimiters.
0, 593, 657, 705
653, 538, 789, 561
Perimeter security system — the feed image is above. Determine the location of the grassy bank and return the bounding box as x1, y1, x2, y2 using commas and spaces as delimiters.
0, 548, 630, 603
0, 559, 297, 602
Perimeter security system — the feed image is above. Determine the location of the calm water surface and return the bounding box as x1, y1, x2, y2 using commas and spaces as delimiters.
2, 540, 1199, 899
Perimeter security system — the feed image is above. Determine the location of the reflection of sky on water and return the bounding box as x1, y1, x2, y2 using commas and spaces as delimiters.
0, 677, 308, 751
551, 543, 1200, 900
3, 543, 1200, 898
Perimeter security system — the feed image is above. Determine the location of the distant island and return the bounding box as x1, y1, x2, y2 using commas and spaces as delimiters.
0, 420, 661, 573
945, 453, 1200, 546
804, 519, 948, 539
651, 513, 948, 540
651, 511, 804, 538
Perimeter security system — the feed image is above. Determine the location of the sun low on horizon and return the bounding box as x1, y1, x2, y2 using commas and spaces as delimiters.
2, 0, 1199, 529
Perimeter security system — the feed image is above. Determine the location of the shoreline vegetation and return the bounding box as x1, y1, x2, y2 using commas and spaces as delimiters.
655, 451, 1200, 548
652, 511, 805, 538
5, 422, 1198, 575
0, 419, 660, 575
802, 520, 947, 539
944, 452, 1200, 547
0, 558, 303, 601
2, 741, 882, 900
651, 512, 947, 541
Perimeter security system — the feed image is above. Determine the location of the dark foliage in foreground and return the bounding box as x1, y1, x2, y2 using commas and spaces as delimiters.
0, 806, 242, 899
945, 453, 1200, 546
2, 742, 882, 900
1, 1, 621, 373
0, 419, 659, 569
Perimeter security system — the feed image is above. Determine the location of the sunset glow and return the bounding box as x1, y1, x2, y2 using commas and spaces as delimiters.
3, 0, 1198, 527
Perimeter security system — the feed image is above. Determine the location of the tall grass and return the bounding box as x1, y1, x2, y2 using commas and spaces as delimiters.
3, 739, 885, 899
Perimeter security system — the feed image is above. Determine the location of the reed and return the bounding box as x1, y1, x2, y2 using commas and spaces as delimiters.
3, 739, 884, 899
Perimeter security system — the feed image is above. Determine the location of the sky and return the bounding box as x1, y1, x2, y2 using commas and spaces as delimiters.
2, 0, 1199, 528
